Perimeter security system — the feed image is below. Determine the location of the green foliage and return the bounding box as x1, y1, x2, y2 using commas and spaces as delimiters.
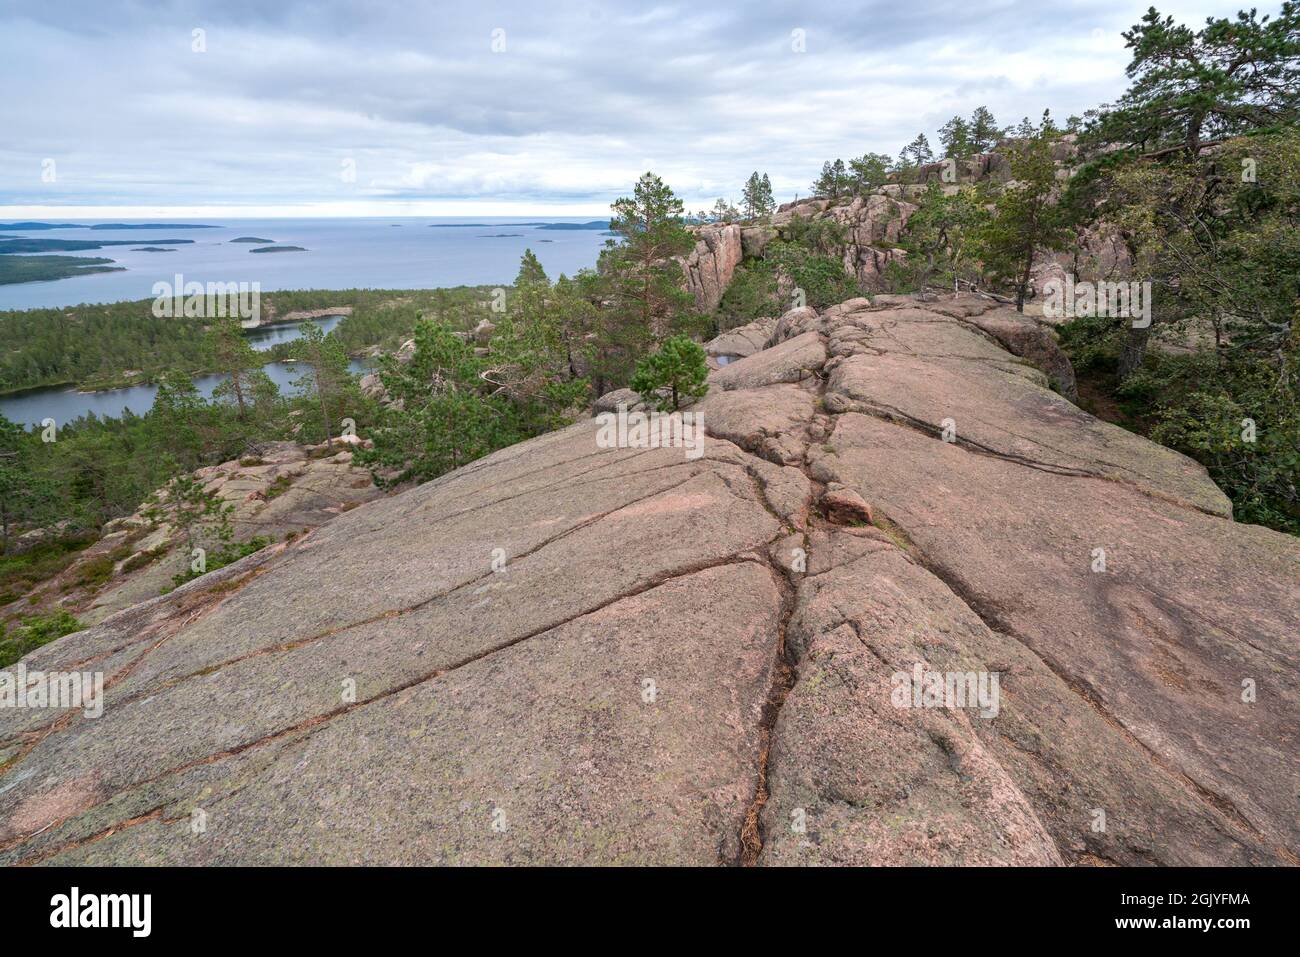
591, 172, 702, 392
0, 286, 498, 394
968, 107, 1005, 152
630, 336, 710, 411
975, 133, 1072, 309
889, 183, 989, 295
292, 322, 358, 447
716, 259, 781, 330
0, 412, 61, 551
1058, 122, 1300, 534
767, 237, 858, 309
1143, 352, 1299, 532
741, 172, 776, 220
0, 534, 96, 605
484, 252, 591, 431
357, 320, 525, 485
781, 215, 848, 256
141, 469, 234, 561
207, 316, 277, 422
1089, 3, 1300, 154
898, 134, 935, 169
813, 155, 894, 198
811, 159, 850, 199
166, 536, 271, 590
0, 609, 83, 668
1067, 334, 1300, 533
847, 153, 893, 193
0, 255, 119, 286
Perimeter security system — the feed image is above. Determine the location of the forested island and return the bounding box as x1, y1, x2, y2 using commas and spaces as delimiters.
0, 255, 124, 285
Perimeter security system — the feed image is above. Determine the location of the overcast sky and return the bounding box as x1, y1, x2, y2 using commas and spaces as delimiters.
0, 0, 1234, 217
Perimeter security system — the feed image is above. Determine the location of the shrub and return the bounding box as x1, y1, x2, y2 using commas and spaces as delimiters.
0, 609, 83, 668
630, 336, 710, 411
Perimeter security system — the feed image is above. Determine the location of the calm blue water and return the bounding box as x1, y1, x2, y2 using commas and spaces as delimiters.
0, 217, 609, 310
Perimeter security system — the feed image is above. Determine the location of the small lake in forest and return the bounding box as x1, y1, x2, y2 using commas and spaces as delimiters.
0, 315, 367, 428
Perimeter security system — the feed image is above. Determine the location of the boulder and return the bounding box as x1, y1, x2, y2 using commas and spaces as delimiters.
705, 316, 777, 358
740, 225, 776, 258
593, 388, 642, 414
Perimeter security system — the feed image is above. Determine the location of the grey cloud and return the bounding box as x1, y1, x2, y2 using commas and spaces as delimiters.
0, 0, 1230, 209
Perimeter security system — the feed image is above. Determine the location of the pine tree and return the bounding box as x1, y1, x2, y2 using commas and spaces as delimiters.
206, 316, 271, 420
742, 172, 761, 218
811, 159, 849, 199
141, 467, 234, 573
895, 183, 990, 295
1095, 4, 1300, 156
291, 322, 354, 449
595, 173, 699, 389
898, 134, 934, 168
712, 197, 739, 222
939, 116, 973, 158
742, 172, 775, 220
357, 320, 521, 484
630, 335, 710, 411
968, 107, 1003, 152
847, 153, 893, 193
484, 251, 590, 430
975, 133, 1070, 311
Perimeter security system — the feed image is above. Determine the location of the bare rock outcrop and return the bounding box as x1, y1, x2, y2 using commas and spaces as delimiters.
4, 442, 382, 632
681, 223, 743, 312
2, 295, 1294, 867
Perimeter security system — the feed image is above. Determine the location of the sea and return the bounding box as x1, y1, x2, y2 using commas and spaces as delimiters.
0, 217, 610, 311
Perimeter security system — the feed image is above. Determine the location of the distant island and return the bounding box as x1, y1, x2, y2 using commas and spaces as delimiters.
537, 220, 610, 230
0, 235, 200, 283
0, 255, 124, 285
0, 222, 216, 231
427, 220, 611, 230
90, 223, 216, 230
132, 247, 176, 252
480, 233, 524, 238
250, 245, 307, 253
229, 237, 275, 244
0, 237, 196, 254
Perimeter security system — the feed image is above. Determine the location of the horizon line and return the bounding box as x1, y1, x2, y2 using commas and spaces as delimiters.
0, 201, 622, 219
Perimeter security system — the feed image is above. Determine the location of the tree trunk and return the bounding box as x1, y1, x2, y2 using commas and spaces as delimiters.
1015, 247, 1034, 313
232, 369, 247, 420
318, 387, 333, 449
1185, 114, 1203, 157
1117, 325, 1151, 381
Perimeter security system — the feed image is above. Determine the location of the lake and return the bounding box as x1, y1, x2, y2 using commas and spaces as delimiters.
0, 217, 609, 311
0, 315, 368, 428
